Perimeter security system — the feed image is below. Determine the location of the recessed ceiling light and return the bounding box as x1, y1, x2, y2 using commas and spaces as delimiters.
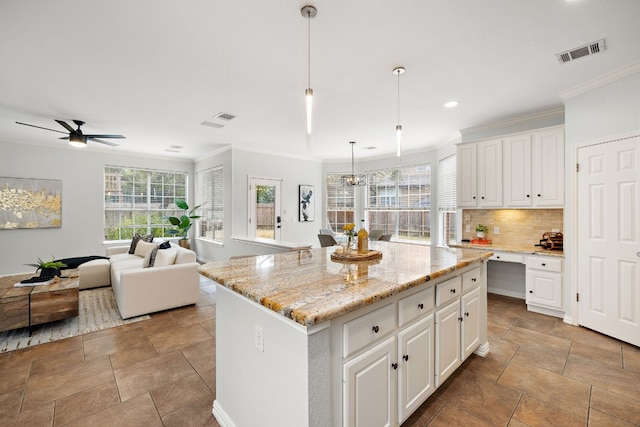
444, 100, 459, 108
364, 146, 377, 150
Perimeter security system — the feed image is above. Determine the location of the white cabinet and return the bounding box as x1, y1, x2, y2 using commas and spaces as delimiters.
503, 127, 564, 207
435, 271, 481, 386
526, 255, 563, 309
457, 139, 502, 207
397, 314, 434, 424
343, 336, 396, 427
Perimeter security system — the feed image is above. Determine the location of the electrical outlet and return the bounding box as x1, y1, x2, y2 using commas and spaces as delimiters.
493, 226, 500, 234
465, 224, 471, 233
255, 325, 264, 352
464, 214, 470, 222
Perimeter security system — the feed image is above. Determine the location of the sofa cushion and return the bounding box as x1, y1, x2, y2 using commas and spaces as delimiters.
143, 245, 178, 268
128, 233, 153, 254
134, 240, 159, 258
109, 253, 140, 264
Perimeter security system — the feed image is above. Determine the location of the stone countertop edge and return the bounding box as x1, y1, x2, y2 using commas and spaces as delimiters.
199, 245, 493, 327
449, 242, 565, 258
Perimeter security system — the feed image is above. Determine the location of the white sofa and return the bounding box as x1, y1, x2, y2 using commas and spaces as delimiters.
106, 242, 200, 319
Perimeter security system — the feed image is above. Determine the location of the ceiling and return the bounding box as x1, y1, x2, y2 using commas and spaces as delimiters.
1, 1, 639, 161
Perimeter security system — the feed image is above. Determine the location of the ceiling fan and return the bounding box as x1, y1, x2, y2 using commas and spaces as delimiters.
15, 119, 125, 148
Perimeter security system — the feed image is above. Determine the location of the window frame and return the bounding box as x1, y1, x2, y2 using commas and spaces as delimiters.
197, 166, 224, 244
325, 173, 355, 233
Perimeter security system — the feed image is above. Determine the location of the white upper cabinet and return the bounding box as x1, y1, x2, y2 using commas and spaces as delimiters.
460, 126, 564, 209
457, 139, 502, 207
504, 127, 564, 207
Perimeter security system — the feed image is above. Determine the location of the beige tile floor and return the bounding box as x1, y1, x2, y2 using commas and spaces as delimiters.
1, 277, 639, 426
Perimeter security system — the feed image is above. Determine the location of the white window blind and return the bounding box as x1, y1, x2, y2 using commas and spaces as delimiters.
438, 155, 456, 211
325, 174, 355, 232
197, 166, 224, 242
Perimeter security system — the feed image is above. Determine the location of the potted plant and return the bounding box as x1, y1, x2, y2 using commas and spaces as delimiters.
25, 257, 67, 278
475, 224, 488, 239
165, 199, 204, 249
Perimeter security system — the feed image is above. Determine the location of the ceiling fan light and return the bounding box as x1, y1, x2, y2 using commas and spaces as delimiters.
69, 133, 87, 148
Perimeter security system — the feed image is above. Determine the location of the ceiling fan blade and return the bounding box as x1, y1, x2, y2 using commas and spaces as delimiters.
89, 137, 119, 147
16, 121, 68, 134
59, 136, 69, 140
84, 134, 126, 139
55, 119, 76, 133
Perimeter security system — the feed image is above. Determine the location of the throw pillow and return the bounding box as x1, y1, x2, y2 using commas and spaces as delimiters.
134, 240, 159, 258
158, 240, 171, 249
143, 246, 160, 268
154, 246, 178, 266
128, 233, 154, 254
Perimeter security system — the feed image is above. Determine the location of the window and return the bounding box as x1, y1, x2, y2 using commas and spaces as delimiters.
104, 167, 187, 241
439, 155, 457, 246
366, 164, 431, 243
325, 174, 355, 232
197, 166, 224, 243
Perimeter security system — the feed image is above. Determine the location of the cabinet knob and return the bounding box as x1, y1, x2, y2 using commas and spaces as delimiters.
541, 263, 546, 266
458, 316, 464, 322
372, 325, 379, 333
529, 290, 533, 294
403, 354, 409, 362
481, 196, 485, 199
496, 256, 500, 259
392, 363, 398, 370
472, 196, 476, 199
465, 312, 469, 317
450, 288, 456, 294
472, 278, 477, 282
418, 303, 424, 310
537, 194, 541, 197
526, 194, 530, 198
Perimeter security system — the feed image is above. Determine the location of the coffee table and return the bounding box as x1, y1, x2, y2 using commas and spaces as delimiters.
0, 272, 79, 333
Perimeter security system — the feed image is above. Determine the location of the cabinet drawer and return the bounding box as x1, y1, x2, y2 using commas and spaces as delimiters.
398, 286, 435, 327
462, 267, 481, 293
490, 252, 524, 264
436, 276, 462, 307
527, 256, 562, 273
343, 303, 395, 358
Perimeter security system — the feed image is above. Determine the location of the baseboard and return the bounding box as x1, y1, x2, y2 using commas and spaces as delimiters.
474, 342, 490, 357
487, 288, 525, 300
526, 304, 564, 319
213, 400, 235, 427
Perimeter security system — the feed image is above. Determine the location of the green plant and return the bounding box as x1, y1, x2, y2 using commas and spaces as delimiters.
25, 257, 67, 272
475, 224, 488, 233
165, 199, 204, 239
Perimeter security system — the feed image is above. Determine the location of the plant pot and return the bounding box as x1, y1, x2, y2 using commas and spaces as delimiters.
476, 231, 486, 239
40, 267, 61, 278
178, 239, 190, 249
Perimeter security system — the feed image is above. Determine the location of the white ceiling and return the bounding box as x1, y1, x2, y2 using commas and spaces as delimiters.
1, 0, 639, 161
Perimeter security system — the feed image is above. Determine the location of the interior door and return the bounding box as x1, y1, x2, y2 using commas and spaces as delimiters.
249, 177, 282, 240
577, 135, 640, 346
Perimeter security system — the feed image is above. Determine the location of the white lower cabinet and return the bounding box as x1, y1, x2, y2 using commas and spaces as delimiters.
526, 255, 562, 309
340, 264, 486, 427
435, 284, 481, 386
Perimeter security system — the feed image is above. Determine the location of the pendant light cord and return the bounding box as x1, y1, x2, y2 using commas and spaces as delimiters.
397, 71, 401, 125
307, 10, 311, 89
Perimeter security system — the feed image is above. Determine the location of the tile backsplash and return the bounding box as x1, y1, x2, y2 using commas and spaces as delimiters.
461, 209, 563, 247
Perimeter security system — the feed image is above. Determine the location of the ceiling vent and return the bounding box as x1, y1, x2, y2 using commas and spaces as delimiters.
201, 121, 224, 129
556, 39, 605, 64
214, 112, 236, 121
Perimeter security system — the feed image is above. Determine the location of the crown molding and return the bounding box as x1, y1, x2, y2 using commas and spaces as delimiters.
560, 60, 640, 100
459, 108, 565, 136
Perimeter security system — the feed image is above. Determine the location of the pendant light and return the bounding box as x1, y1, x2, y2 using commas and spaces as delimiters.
393, 66, 405, 157
341, 141, 367, 186
301, 5, 317, 147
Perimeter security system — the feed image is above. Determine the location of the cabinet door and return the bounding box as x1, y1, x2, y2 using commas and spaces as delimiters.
503, 134, 532, 207
343, 336, 396, 427
461, 287, 481, 359
526, 270, 562, 309
532, 128, 564, 207
457, 143, 477, 207
397, 314, 434, 424
435, 300, 461, 386
477, 139, 503, 207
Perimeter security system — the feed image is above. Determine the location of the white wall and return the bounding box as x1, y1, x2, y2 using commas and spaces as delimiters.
563, 69, 640, 323
0, 141, 193, 276
194, 148, 323, 262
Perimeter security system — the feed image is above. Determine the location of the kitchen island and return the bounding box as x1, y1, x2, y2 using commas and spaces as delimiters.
199, 242, 493, 427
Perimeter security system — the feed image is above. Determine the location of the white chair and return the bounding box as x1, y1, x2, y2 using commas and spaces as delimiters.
319, 228, 336, 238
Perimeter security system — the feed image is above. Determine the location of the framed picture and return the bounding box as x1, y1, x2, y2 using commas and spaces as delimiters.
299, 185, 314, 222
0, 177, 62, 229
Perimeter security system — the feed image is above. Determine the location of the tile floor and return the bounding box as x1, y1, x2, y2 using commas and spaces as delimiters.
0, 278, 639, 426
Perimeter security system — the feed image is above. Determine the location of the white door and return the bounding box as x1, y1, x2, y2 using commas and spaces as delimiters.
248, 177, 282, 240
577, 135, 640, 346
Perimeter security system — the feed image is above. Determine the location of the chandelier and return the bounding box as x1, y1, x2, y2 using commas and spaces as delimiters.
341, 141, 367, 186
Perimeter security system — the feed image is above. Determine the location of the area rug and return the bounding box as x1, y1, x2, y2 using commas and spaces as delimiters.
0, 287, 150, 353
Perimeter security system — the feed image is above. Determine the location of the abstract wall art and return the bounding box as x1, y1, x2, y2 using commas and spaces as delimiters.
299, 184, 314, 222
0, 177, 62, 229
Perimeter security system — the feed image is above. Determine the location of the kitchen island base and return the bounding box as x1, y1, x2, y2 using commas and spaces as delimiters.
210, 256, 490, 427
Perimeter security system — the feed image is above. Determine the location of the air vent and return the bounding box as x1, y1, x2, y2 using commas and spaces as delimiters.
364, 146, 377, 150
164, 149, 180, 153
170, 145, 183, 149
201, 121, 224, 129
214, 112, 236, 121
556, 39, 605, 64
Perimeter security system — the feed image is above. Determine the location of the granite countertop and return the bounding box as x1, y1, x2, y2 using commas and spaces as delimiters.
199, 242, 492, 327
449, 242, 564, 258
